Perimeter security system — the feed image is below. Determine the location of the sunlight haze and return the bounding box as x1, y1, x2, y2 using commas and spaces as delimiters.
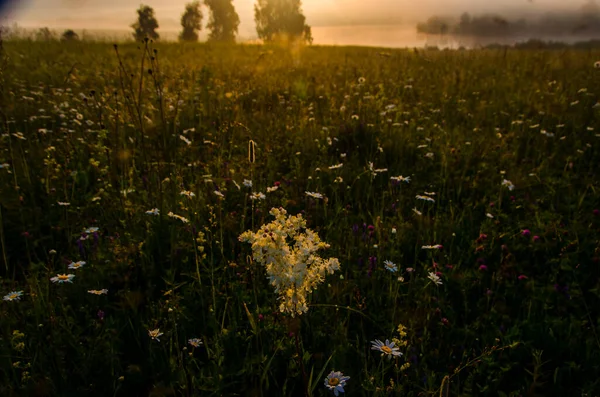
0, 0, 593, 46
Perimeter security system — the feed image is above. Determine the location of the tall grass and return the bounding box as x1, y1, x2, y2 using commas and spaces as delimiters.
0, 38, 599, 396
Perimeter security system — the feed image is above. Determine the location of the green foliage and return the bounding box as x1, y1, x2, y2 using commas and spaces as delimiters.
204, 0, 240, 43
0, 40, 599, 396
131, 4, 160, 42
254, 0, 312, 44
179, 1, 203, 43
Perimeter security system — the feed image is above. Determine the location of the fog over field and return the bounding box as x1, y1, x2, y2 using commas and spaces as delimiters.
1, 0, 599, 46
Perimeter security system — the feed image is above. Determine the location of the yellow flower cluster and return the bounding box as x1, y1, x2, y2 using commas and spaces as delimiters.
392, 323, 409, 348
239, 207, 340, 317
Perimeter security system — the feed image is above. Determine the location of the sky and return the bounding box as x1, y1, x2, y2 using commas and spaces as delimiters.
0, 0, 591, 45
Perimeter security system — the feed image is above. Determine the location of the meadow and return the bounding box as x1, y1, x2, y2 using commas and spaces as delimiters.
0, 38, 599, 396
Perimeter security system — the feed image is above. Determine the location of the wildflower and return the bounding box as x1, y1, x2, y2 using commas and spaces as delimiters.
371, 339, 403, 359
358, 77, 366, 84
214, 190, 225, 198
422, 244, 443, 250
305, 191, 323, 199
146, 208, 160, 216
390, 175, 411, 183
148, 329, 163, 341
84, 227, 99, 234
88, 289, 108, 295
479, 265, 488, 271
428, 272, 442, 286
250, 192, 266, 201
334, 176, 344, 184
502, 179, 515, 191
384, 260, 398, 273
518, 274, 528, 280
188, 338, 203, 348
412, 208, 422, 216
267, 186, 279, 193
243, 179, 253, 188
68, 261, 86, 270
533, 235, 540, 242
521, 229, 531, 237
324, 370, 350, 396
391, 227, 397, 234
167, 212, 189, 223
180, 190, 195, 198
57, 202, 71, 206
3, 291, 24, 301
486, 213, 494, 219
50, 274, 75, 284
179, 135, 192, 145
594, 61, 600, 69
239, 207, 340, 316
416, 195, 435, 203
328, 163, 343, 170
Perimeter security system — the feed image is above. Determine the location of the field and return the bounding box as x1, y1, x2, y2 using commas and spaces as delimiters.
0, 39, 599, 396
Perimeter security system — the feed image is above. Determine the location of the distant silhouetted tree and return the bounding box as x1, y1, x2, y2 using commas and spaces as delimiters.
205, 0, 240, 42
61, 29, 79, 41
254, 0, 312, 44
417, 16, 451, 36
131, 4, 159, 41
36, 27, 55, 41
179, 1, 203, 42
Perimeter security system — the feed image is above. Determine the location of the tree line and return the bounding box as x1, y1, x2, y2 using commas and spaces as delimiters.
417, 0, 600, 39
28, 0, 312, 44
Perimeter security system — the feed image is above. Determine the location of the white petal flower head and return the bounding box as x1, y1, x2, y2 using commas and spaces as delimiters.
50, 274, 75, 284
371, 339, 403, 360
188, 338, 203, 348
146, 208, 160, 216
502, 179, 515, 191
87, 289, 108, 295
324, 370, 350, 396
384, 260, 398, 273
428, 272, 443, 286
390, 175, 411, 183
180, 190, 195, 198
250, 192, 266, 201
416, 195, 435, 203
3, 291, 24, 301
148, 329, 163, 341
305, 191, 323, 199
68, 261, 86, 270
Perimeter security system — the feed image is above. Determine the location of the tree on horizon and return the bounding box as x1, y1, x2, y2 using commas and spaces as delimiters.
205, 0, 240, 43
131, 4, 159, 41
254, 0, 312, 44
61, 29, 79, 42
179, 1, 203, 42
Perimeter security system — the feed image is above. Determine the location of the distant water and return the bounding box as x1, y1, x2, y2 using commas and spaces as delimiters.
313, 25, 599, 49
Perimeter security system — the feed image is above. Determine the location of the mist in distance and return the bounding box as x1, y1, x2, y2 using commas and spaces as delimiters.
1, 0, 599, 47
